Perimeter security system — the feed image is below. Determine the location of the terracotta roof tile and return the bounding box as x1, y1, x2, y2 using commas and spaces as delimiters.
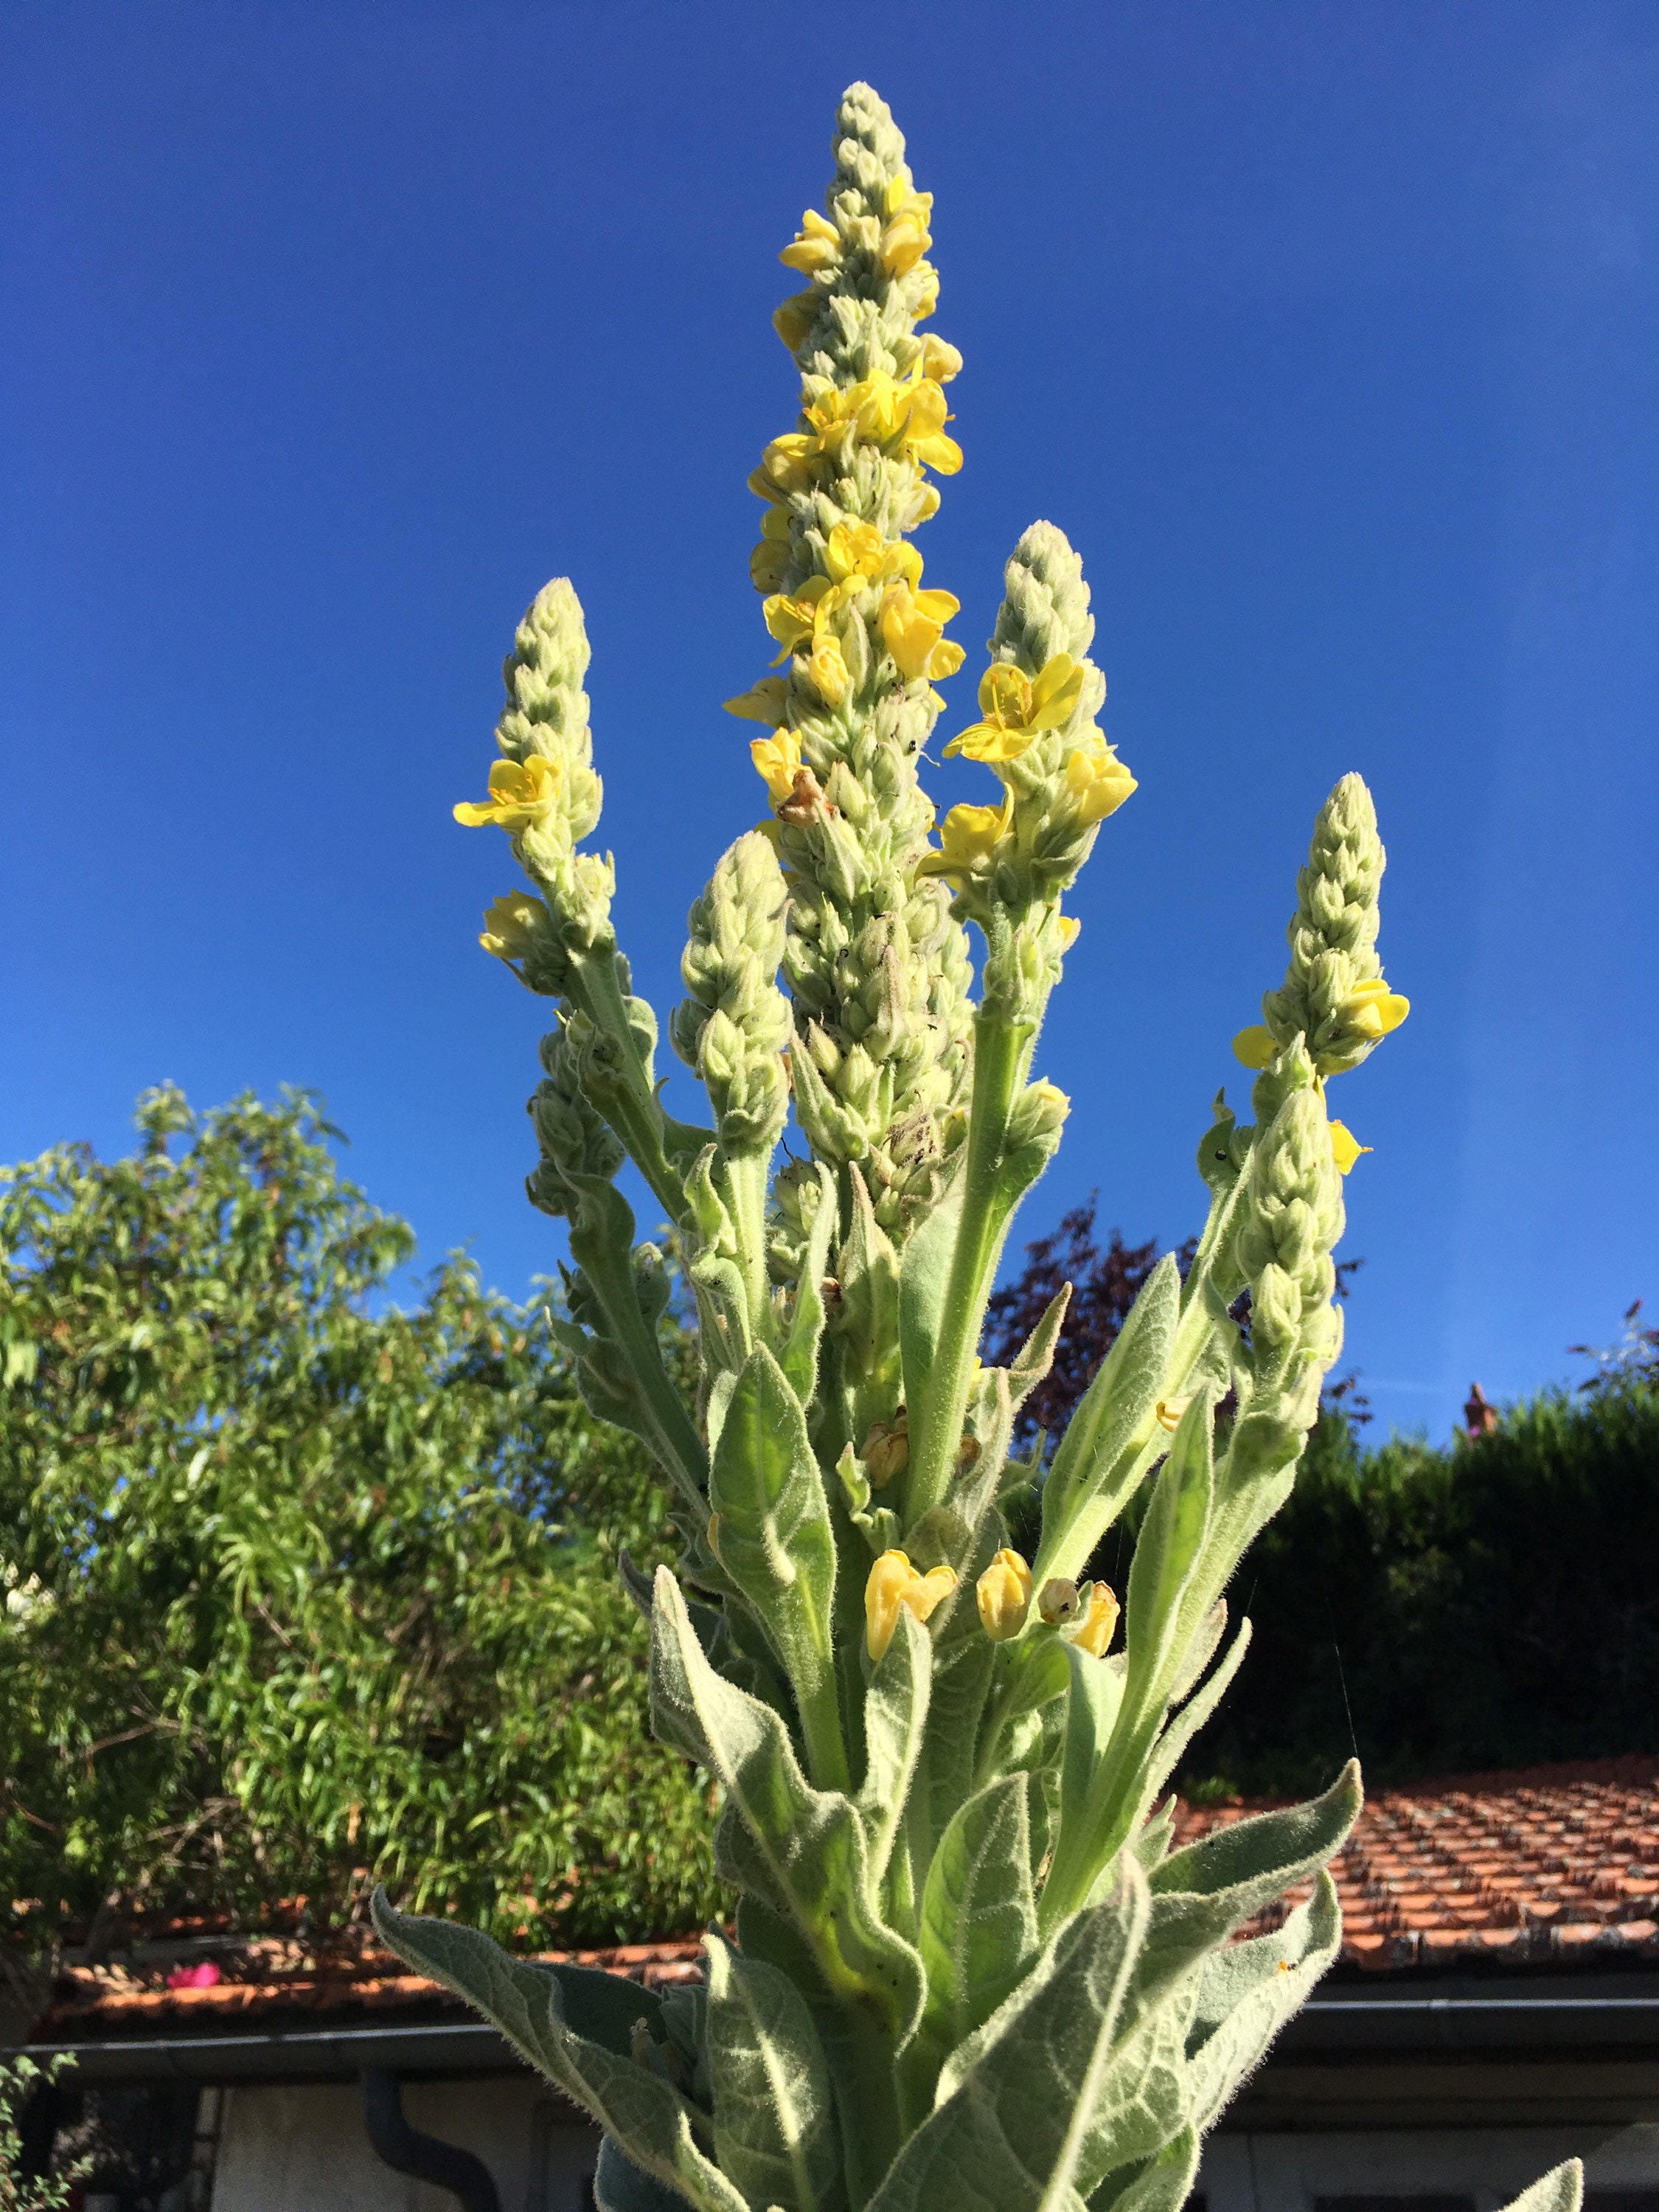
1174, 1751, 1659, 1971
27, 1755, 1659, 2038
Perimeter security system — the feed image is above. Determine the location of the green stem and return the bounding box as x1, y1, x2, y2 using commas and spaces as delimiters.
903, 1007, 1031, 1523
797, 1666, 852, 1796
568, 1219, 709, 1510
566, 948, 690, 1228
1039, 1709, 1159, 1935
721, 1147, 775, 1354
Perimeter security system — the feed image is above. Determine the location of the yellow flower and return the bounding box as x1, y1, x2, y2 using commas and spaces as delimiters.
750, 538, 790, 593
749, 433, 818, 501
1233, 1025, 1276, 1071
916, 794, 1015, 882
824, 519, 888, 582
880, 191, 933, 276
1071, 1581, 1120, 1660
880, 577, 964, 681
762, 576, 832, 659
975, 1548, 1033, 1641
805, 633, 850, 707
726, 676, 790, 728
479, 891, 546, 961
1059, 916, 1082, 950
912, 268, 939, 320
1155, 1395, 1192, 1433
1329, 1119, 1371, 1175
1343, 978, 1411, 1041
865, 1550, 958, 1660
807, 370, 962, 476
1062, 734, 1137, 825
750, 728, 802, 804
919, 335, 963, 383
453, 754, 561, 831
773, 291, 818, 351
946, 655, 1087, 762
779, 208, 840, 276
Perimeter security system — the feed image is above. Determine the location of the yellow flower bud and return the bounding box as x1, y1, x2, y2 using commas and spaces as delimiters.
865, 1551, 914, 1661
805, 633, 850, 707
773, 291, 819, 351
862, 1411, 909, 1491
908, 1564, 959, 1625
1038, 1577, 1081, 1626
1155, 1395, 1192, 1433
749, 728, 803, 805
1071, 1581, 1120, 1659
479, 891, 546, 963
1062, 734, 1137, 825
779, 208, 840, 276
750, 538, 790, 593
975, 1548, 1034, 1641
865, 1550, 958, 1660
919, 335, 963, 383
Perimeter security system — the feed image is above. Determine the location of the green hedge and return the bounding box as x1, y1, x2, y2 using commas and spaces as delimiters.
1183, 1382, 1659, 1797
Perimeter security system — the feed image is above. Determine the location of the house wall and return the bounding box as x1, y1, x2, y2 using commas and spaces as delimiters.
1197, 2123, 1659, 2211
209, 2076, 600, 2212
209, 2080, 1659, 2212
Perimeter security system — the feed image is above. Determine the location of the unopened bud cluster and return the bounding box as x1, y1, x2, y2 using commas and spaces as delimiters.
672, 831, 793, 1157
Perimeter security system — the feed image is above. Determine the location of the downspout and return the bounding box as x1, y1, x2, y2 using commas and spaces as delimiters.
361, 2065, 501, 2212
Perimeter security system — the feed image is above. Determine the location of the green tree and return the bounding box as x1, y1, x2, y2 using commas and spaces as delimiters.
0, 1086, 720, 2027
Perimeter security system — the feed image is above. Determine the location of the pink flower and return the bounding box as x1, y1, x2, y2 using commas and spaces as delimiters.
165, 1961, 221, 1991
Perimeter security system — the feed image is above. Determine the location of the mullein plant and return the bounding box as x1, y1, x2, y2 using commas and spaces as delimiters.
375, 85, 1580, 2212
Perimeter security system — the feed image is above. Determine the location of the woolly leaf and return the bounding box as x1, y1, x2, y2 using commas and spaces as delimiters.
704, 1933, 841, 2212
371, 1893, 745, 2212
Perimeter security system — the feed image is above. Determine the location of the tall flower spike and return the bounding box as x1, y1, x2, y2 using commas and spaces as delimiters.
1237, 774, 1409, 1079
928, 522, 1134, 925
736, 83, 975, 1246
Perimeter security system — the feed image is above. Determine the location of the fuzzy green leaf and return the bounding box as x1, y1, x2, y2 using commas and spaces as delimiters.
911, 1773, 1038, 2090
1498, 2165, 1585, 2212
858, 1605, 931, 1884
709, 1343, 838, 1724
1037, 1255, 1180, 1585
371, 1893, 745, 2212
1124, 1394, 1214, 1713
1136, 1760, 1362, 2006
1087, 2128, 1200, 2212
649, 1570, 922, 2044
1183, 1871, 1341, 2130
870, 1859, 1148, 2212
704, 1933, 842, 2212
782, 1166, 839, 1410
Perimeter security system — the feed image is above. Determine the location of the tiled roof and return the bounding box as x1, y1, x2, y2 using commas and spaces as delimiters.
36, 1934, 704, 2042
1174, 1752, 1659, 1972
30, 1755, 1659, 2041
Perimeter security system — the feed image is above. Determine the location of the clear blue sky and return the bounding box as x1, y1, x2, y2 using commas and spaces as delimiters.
3, 1, 1655, 1442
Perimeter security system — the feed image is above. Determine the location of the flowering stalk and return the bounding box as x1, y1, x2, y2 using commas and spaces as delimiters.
375, 81, 1575, 2212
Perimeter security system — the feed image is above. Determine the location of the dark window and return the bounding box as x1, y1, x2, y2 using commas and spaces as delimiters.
1316, 2199, 1475, 2212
